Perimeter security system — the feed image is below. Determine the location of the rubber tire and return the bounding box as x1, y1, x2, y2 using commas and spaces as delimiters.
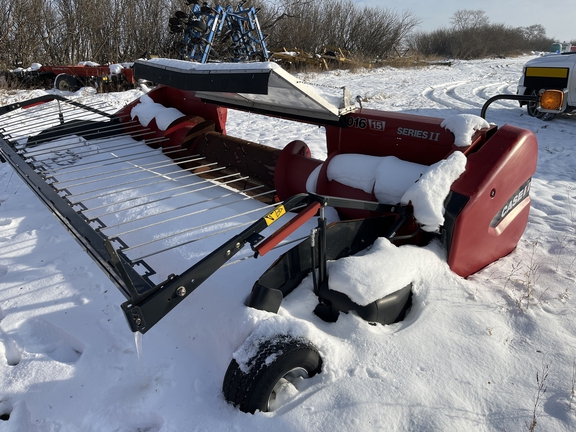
54, 74, 80, 92
222, 336, 322, 413
536, 111, 556, 121
526, 89, 539, 117
189, 19, 207, 33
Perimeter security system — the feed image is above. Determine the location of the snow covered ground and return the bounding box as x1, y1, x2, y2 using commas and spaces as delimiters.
1, 55, 576, 431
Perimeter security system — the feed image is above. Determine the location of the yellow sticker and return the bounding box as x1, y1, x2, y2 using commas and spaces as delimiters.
526, 67, 568, 78
264, 205, 286, 226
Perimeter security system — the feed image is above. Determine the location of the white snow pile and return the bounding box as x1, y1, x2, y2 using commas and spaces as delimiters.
1, 55, 576, 432
325, 154, 428, 203
308, 151, 466, 232
441, 113, 491, 146
9, 63, 42, 73
77, 61, 100, 67
145, 57, 276, 71
23, 136, 100, 169
401, 151, 467, 232
130, 94, 185, 130
232, 317, 318, 373
109, 64, 124, 75
328, 237, 434, 305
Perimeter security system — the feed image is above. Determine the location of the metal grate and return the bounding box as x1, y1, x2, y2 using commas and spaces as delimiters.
0, 96, 291, 285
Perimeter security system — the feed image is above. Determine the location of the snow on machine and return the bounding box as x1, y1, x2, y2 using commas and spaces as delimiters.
0, 59, 558, 413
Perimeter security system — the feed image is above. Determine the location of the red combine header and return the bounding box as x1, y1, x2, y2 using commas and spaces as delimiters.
0, 59, 555, 413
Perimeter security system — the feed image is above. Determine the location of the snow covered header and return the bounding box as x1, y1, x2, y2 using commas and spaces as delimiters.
441, 114, 490, 147
307, 151, 467, 233
131, 94, 185, 130
401, 152, 467, 232
144, 57, 278, 72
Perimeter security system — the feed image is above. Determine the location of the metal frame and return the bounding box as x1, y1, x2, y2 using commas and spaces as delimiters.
0, 95, 413, 334
170, 1, 269, 63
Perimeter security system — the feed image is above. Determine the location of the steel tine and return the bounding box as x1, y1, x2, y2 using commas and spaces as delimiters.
53, 154, 207, 189
67, 161, 218, 203
128, 219, 257, 261
127, 195, 303, 260
85, 171, 251, 216
3, 101, 123, 139
50, 151, 202, 185
24, 120, 145, 154
23, 127, 160, 160
97, 180, 262, 230
40, 138, 180, 176
116, 191, 277, 250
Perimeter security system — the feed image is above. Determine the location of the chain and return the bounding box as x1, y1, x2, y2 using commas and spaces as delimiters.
295, 79, 347, 91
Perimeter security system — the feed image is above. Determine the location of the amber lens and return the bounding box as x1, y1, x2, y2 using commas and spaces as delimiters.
540, 90, 564, 110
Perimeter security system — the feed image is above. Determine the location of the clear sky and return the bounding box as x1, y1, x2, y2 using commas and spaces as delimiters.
354, 0, 574, 42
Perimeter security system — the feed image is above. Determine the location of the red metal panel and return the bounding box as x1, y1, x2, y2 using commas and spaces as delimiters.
447, 125, 538, 277
326, 109, 457, 163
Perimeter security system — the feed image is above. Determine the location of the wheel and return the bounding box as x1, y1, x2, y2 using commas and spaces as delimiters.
526, 89, 539, 117
54, 74, 80, 92
189, 19, 207, 33
536, 111, 556, 121
222, 336, 322, 413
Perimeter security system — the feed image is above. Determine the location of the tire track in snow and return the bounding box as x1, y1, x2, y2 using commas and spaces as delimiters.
422, 82, 468, 110
475, 83, 514, 106
447, 84, 483, 108
424, 78, 521, 112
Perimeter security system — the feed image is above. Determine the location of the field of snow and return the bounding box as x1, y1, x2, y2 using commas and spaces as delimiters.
1, 55, 576, 431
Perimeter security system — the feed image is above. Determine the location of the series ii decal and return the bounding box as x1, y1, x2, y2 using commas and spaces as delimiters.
490, 178, 531, 228
397, 127, 440, 141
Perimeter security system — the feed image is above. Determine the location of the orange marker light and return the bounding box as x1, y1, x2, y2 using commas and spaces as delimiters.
540, 89, 564, 111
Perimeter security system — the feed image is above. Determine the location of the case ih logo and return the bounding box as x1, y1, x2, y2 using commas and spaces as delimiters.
490, 179, 531, 228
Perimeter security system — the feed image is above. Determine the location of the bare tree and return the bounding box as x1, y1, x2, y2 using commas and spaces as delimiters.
261, 0, 420, 59
450, 9, 489, 31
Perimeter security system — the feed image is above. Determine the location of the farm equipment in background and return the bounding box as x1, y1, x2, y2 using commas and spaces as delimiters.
320, 46, 355, 68
0, 59, 558, 414
270, 48, 328, 70
5, 62, 136, 92
516, 51, 576, 120
269, 46, 365, 71
168, 0, 268, 63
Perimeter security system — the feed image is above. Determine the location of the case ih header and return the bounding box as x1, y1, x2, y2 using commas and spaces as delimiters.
0, 59, 562, 413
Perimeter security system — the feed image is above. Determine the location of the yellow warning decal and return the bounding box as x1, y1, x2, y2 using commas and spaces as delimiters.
526, 67, 568, 78
264, 205, 286, 226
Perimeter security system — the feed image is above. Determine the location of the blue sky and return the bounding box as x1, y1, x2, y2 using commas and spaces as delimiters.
354, 0, 574, 42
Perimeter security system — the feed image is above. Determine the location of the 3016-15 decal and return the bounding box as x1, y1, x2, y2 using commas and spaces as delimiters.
345, 116, 385, 131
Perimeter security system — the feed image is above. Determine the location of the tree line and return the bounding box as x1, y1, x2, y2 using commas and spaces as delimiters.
0, 0, 421, 69
0, 1, 568, 71
408, 10, 559, 59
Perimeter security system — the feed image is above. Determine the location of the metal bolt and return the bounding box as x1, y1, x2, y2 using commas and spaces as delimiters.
226, 249, 231, 256
176, 286, 187, 297
134, 316, 142, 327
235, 242, 241, 249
